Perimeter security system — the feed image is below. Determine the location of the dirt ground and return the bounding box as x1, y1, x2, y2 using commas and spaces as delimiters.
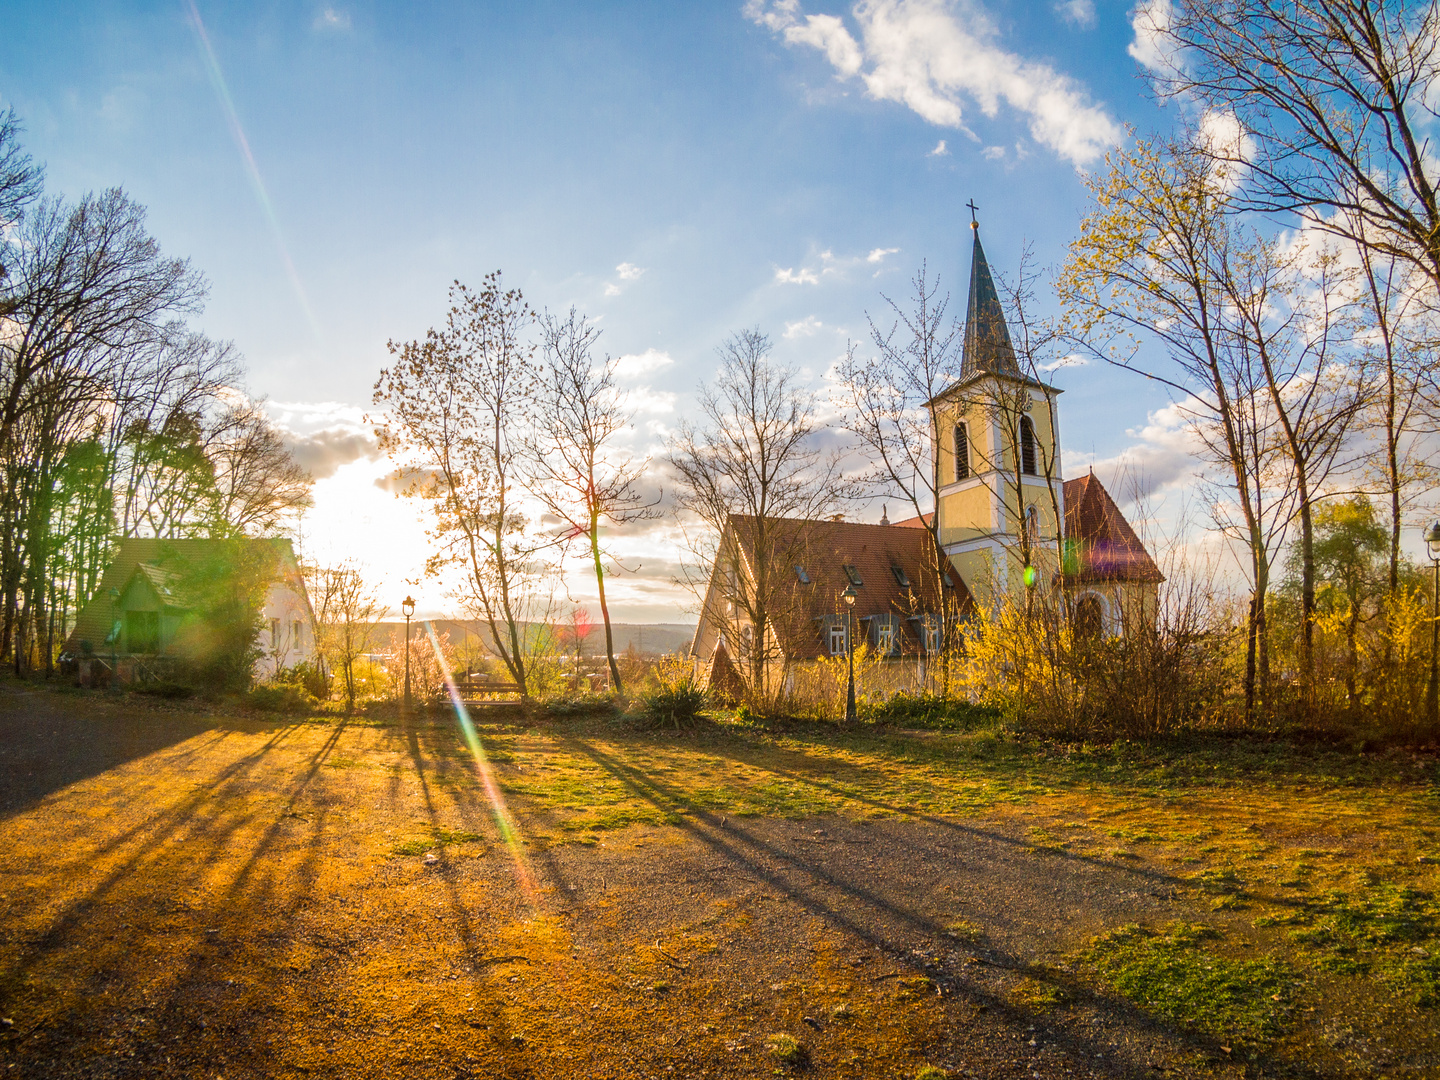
0, 686, 1436, 1079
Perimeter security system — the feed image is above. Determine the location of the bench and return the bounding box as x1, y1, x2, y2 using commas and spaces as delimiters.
452, 674, 523, 699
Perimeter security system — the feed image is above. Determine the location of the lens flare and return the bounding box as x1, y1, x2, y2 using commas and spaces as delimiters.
184, 0, 323, 341
422, 621, 539, 904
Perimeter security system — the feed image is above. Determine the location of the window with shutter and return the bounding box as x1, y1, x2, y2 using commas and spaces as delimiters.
954, 422, 970, 481
1019, 416, 1037, 476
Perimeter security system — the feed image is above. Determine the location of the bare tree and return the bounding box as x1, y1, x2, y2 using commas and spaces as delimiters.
528, 308, 659, 694
205, 398, 313, 535
372, 274, 546, 697
1222, 235, 1367, 693
307, 560, 385, 714
0, 189, 204, 667
834, 264, 964, 676
0, 107, 43, 300
671, 329, 851, 706
1062, 135, 1301, 717
1153, 0, 1440, 295
1346, 235, 1438, 592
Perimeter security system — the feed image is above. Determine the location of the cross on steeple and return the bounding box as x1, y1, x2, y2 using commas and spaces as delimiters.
966, 199, 979, 228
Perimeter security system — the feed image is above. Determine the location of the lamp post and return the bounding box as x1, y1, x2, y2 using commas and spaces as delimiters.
109, 586, 121, 694
842, 584, 857, 723
1426, 523, 1440, 729
402, 595, 416, 709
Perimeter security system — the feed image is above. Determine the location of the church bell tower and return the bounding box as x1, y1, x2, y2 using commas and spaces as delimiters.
930, 212, 1064, 603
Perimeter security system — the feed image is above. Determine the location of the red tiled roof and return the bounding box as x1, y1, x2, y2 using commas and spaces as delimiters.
1061, 473, 1163, 584
719, 515, 970, 660
889, 512, 932, 529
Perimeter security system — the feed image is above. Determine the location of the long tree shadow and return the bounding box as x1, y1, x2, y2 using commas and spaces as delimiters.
671, 727, 1193, 887
376, 711, 553, 1065
562, 736, 1322, 1080
0, 720, 334, 998
0, 686, 305, 819
3, 716, 537, 1078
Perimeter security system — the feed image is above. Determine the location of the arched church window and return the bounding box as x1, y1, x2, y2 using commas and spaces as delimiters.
1074, 595, 1104, 639
1025, 504, 1039, 541
1019, 416, 1037, 476
954, 423, 970, 482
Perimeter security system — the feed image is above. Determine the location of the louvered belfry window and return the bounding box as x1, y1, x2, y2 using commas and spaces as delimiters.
1019, 416, 1037, 476
954, 422, 970, 481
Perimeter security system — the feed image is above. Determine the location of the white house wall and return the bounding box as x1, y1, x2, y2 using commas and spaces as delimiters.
256, 582, 316, 678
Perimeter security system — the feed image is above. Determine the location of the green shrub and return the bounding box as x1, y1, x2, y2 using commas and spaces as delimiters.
639, 682, 708, 730
861, 691, 1000, 730
247, 683, 320, 714
540, 695, 621, 719
634, 655, 707, 730
278, 660, 332, 702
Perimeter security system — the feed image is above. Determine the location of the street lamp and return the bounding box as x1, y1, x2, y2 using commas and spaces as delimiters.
1425, 523, 1440, 729
842, 584, 858, 723
402, 595, 416, 709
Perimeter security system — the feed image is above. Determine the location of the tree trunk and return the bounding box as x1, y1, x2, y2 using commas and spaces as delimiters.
590, 516, 623, 694
1245, 594, 1257, 722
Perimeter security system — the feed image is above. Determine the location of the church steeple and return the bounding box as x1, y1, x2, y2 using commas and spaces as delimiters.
960, 216, 1019, 380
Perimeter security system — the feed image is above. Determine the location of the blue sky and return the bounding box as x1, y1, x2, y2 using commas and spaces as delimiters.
2, 0, 1190, 620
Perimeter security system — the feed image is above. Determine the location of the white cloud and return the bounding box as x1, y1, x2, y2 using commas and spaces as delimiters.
313, 7, 351, 31
784, 12, 864, 76
866, 246, 900, 263
1054, 0, 1096, 29
267, 399, 370, 431
604, 261, 646, 296
927, 139, 949, 156
784, 316, 825, 338
628, 386, 678, 414
1061, 399, 1204, 502
982, 144, 1005, 160
1196, 107, 1254, 190
614, 348, 675, 378
1128, 0, 1175, 73
775, 266, 822, 285
747, 0, 1124, 167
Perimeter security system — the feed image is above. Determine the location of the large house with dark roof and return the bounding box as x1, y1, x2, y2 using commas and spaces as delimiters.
691, 217, 1161, 697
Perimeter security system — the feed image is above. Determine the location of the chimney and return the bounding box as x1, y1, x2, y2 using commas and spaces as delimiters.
880, 504, 890, 526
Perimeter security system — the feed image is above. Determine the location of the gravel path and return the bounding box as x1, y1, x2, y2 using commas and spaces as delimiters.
0, 688, 1328, 1079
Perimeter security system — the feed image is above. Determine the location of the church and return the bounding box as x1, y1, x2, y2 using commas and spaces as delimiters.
691, 219, 1160, 698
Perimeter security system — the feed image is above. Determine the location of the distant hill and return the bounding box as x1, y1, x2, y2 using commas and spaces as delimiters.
372, 620, 696, 659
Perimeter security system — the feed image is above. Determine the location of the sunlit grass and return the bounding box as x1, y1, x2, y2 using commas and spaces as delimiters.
1, 697, 1436, 1074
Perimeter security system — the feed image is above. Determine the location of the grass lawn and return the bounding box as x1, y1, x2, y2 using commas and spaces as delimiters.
0, 687, 1436, 1077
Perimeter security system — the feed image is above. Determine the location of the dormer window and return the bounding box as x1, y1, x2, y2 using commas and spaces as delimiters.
1019, 416, 1037, 476
794, 565, 810, 584
890, 565, 911, 588
954, 422, 970, 481
843, 564, 863, 587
